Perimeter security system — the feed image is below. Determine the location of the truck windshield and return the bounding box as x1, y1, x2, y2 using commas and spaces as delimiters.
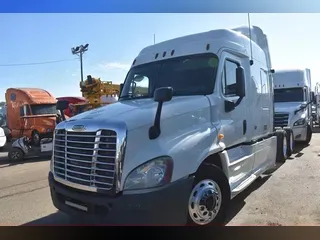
120, 53, 219, 100
30, 104, 57, 115
274, 88, 304, 102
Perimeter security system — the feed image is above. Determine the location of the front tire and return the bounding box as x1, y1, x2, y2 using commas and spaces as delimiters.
8, 147, 24, 162
187, 165, 230, 226
275, 129, 288, 163
283, 127, 294, 157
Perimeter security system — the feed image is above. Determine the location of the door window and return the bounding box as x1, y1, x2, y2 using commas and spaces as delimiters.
222, 60, 239, 96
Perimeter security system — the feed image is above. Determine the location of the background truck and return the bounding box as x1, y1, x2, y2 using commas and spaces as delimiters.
273, 69, 315, 144
314, 84, 320, 126
5, 88, 58, 146
311, 99, 317, 125
56, 96, 87, 117
49, 25, 294, 225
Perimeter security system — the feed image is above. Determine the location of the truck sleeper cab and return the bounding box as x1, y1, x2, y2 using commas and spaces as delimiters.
273, 69, 314, 144
49, 26, 291, 225
5, 88, 58, 146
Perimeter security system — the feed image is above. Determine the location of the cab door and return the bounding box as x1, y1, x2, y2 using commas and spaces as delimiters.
19, 104, 32, 137
218, 51, 250, 147
215, 51, 255, 186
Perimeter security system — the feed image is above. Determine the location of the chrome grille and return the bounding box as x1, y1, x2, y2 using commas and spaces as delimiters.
274, 112, 289, 128
53, 129, 117, 191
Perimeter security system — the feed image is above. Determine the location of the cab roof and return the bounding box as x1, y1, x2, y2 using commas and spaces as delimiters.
6, 88, 56, 104
273, 69, 310, 89
132, 27, 266, 68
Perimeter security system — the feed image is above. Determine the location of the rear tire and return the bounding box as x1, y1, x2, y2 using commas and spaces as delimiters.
283, 127, 294, 157
275, 129, 288, 163
187, 164, 230, 226
8, 147, 24, 162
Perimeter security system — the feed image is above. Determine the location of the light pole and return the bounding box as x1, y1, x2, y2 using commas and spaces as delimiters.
71, 44, 89, 82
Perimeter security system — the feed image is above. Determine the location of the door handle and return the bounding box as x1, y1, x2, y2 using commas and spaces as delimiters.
243, 120, 247, 135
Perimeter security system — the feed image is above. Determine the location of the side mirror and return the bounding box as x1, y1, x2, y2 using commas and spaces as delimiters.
120, 83, 124, 95
300, 103, 307, 109
56, 100, 69, 111
236, 66, 246, 98
149, 87, 173, 140
154, 87, 173, 103
133, 75, 145, 82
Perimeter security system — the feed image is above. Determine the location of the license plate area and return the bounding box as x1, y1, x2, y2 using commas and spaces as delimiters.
65, 200, 88, 212
57, 192, 111, 215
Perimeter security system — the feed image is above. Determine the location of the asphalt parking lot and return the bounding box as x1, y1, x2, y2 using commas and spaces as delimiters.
0, 131, 320, 226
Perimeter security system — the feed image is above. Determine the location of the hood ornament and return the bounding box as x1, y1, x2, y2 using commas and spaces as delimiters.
72, 125, 86, 131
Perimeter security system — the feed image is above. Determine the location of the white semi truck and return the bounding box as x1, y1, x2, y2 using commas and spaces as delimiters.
49, 26, 294, 225
273, 69, 315, 144
314, 85, 320, 125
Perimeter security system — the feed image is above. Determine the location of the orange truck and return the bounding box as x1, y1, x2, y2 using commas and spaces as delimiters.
5, 88, 58, 145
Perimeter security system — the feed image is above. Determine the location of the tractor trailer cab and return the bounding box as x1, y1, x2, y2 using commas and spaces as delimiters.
273, 69, 314, 144
49, 26, 292, 225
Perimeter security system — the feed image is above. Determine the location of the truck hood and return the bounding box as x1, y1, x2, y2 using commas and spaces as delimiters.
36, 116, 57, 130
274, 102, 306, 113
66, 96, 210, 131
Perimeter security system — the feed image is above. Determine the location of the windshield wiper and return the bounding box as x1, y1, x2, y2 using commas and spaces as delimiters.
119, 95, 151, 100
119, 95, 132, 100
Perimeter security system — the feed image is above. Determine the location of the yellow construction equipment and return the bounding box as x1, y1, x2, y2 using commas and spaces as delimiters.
70, 75, 120, 115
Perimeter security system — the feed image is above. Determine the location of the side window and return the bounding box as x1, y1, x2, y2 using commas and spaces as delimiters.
19, 105, 30, 117
25, 105, 31, 116
20, 106, 24, 117
10, 93, 16, 101
132, 74, 150, 97
222, 60, 238, 96
260, 69, 268, 94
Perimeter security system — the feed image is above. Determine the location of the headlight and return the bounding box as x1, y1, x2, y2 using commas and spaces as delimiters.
124, 156, 173, 190
47, 128, 52, 132
294, 118, 306, 126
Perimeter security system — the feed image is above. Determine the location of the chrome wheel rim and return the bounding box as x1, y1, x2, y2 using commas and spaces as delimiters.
188, 179, 222, 225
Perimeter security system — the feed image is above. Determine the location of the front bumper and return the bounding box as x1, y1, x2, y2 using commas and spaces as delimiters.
48, 172, 194, 225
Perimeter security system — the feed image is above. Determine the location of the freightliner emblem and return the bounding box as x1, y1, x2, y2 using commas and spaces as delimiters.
72, 125, 86, 131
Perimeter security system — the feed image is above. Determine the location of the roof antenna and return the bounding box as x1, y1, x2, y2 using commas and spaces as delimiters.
154, 34, 156, 45
247, 13, 254, 66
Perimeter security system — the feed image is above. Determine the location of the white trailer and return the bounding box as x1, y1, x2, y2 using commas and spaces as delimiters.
273, 69, 314, 144
48, 26, 293, 225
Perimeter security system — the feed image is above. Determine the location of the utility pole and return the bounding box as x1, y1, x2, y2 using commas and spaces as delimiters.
71, 44, 89, 82
154, 34, 156, 45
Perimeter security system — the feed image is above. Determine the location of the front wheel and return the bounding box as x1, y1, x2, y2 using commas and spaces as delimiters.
275, 130, 288, 163
187, 165, 230, 226
8, 147, 25, 162
283, 127, 294, 157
